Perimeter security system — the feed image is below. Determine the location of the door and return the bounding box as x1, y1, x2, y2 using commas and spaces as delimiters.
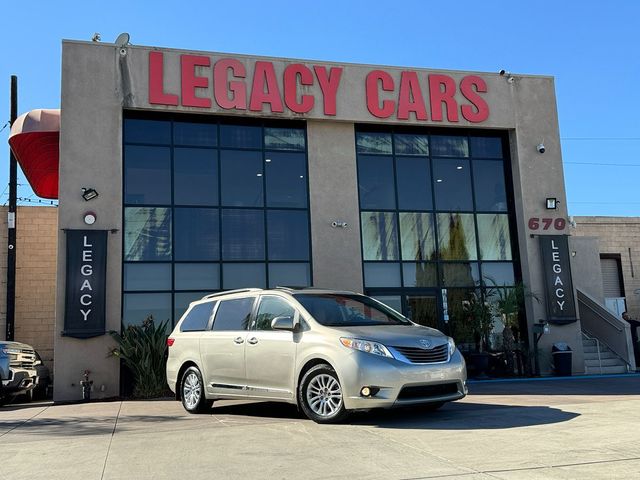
200, 296, 256, 395
244, 295, 298, 399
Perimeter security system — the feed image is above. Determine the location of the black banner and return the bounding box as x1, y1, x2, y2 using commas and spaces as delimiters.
539, 235, 577, 324
63, 230, 108, 338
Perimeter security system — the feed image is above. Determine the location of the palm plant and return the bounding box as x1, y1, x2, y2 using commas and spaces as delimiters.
488, 282, 540, 374
463, 291, 494, 353
109, 315, 170, 398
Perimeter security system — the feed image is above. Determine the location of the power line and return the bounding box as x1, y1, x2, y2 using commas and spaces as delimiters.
568, 201, 640, 205
564, 162, 640, 167
561, 137, 640, 141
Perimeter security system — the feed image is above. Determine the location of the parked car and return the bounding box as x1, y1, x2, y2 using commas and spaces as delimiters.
0, 345, 9, 405
32, 351, 51, 399
167, 288, 467, 423
0, 341, 39, 403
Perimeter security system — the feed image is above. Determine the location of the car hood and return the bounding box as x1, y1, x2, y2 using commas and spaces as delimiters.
330, 324, 447, 348
0, 341, 34, 351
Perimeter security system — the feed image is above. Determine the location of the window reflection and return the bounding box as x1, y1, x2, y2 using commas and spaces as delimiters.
430, 136, 469, 157
356, 132, 392, 154
437, 213, 477, 260
124, 146, 171, 204
473, 160, 507, 211
361, 212, 399, 261
220, 150, 264, 207
433, 159, 473, 211
174, 208, 219, 261
400, 212, 436, 261
358, 155, 396, 209
124, 207, 172, 261
265, 152, 307, 208
264, 128, 305, 151
477, 214, 512, 261
174, 148, 218, 206
396, 157, 432, 210
221, 209, 265, 261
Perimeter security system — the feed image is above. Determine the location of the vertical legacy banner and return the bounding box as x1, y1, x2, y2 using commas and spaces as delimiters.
63, 230, 108, 338
539, 235, 577, 324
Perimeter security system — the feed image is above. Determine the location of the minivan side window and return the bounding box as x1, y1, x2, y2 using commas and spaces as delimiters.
180, 301, 217, 332
255, 296, 296, 330
212, 297, 255, 331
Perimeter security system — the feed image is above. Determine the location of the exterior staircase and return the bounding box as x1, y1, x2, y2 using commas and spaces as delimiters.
582, 334, 629, 374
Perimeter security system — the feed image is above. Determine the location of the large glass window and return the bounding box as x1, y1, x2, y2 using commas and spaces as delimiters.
123, 117, 311, 327
356, 129, 519, 345
255, 296, 296, 330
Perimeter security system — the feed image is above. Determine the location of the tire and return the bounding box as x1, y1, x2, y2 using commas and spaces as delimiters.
24, 389, 33, 403
298, 364, 349, 424
180, 366, 212, 414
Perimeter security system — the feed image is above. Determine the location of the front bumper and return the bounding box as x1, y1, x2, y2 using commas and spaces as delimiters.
337, 349, 467, 410
2, 368, 37, 394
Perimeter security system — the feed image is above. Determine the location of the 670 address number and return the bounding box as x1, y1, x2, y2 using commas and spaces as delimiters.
528, 217, 566, 230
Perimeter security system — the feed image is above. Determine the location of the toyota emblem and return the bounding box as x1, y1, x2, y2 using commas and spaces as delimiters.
418, 339, 432, 349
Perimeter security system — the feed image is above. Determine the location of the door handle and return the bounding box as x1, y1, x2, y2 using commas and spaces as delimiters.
234, 337, 244, 344
247, 337, 258, 345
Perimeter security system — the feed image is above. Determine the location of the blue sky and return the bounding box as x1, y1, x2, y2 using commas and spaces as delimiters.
1, 0, 639, 215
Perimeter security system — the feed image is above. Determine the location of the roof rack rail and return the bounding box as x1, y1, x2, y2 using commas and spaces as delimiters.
202, 288, 263, 300
274, 286, 328, 291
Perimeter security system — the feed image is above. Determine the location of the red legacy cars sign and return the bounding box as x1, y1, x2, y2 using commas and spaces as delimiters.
148, 51, 489, 123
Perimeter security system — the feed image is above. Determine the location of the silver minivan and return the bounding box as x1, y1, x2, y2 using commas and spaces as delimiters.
166, 288, 467, 423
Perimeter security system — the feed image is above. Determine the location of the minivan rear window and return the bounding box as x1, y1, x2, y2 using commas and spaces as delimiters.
180, 301, 217, 332
294, 294, 410, 327
212, 297, 255, 331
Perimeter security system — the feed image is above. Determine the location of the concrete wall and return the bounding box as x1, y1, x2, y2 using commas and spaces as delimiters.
0, 206, 58, 372
572, 217, 640, 319
307, 121, 363, 292
54, 39, 582, 394
56, 42, 123, 401
569, 236, 605, 303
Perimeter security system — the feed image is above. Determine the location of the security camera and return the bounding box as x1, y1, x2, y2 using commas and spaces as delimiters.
536, 143, 545, 154
119, 47, 127, 56
498, 69, 506, 76
331, 221, 338, 228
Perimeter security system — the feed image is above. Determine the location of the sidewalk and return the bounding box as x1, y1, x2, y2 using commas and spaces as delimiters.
1, 376, 639, 480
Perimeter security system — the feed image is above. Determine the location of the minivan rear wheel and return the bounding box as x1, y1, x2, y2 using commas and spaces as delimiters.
299, 364, 348, 424
180, 366, 212, 414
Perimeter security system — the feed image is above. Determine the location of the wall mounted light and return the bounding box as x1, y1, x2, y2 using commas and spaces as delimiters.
545, 197, 558, 210
82, 188, 99, 201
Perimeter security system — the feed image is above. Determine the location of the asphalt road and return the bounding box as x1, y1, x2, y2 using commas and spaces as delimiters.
1, 376, 639, 480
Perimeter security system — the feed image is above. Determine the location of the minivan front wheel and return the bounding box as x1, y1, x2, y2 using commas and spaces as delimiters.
181, 366, 212, 414
299, 364, 348, 424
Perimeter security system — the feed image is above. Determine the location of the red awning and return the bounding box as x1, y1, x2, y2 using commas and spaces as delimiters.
8, 109, 60, 199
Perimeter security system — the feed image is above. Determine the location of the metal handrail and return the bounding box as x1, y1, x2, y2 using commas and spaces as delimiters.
582, 328, 632, 369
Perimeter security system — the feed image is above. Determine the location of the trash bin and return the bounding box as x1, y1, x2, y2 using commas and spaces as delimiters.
552, 342, 572, 376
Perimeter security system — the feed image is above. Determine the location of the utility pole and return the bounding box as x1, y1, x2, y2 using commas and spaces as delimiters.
6, 75, 17, 341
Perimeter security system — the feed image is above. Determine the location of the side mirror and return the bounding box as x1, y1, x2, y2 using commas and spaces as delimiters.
271, 315, 295, 331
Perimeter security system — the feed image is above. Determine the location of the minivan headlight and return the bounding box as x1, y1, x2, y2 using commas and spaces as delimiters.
340, 338, 393, 358
447, 337, 456, 356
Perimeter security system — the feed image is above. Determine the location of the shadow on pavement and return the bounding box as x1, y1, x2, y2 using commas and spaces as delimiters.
0, 414, 189, 437
211, 400, 579, 430
469, 376, 640, 396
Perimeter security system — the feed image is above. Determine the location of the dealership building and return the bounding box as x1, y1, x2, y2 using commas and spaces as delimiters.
6, 39, 638, 402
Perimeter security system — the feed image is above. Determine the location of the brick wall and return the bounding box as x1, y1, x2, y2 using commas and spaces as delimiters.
0, 206, 58, 372
573, 216, 640, 320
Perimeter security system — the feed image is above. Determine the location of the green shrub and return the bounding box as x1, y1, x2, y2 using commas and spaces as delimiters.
109, 315, 169, 398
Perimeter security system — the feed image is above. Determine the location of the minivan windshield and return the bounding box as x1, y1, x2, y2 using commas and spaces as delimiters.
294, 294, 411, 327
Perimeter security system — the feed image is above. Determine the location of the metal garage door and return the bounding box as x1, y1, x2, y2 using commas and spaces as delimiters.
600, 258, 623, 297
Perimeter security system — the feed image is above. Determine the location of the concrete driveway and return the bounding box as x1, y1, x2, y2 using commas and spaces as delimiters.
1, 376, 639, 480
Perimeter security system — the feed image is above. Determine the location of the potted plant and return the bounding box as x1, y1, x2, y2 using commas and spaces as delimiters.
109, 315, 170, 398
489, 282, 539, 376
463, 291, 494, 378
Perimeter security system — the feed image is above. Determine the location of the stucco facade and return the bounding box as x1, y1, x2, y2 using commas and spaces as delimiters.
52, 39, 586, 401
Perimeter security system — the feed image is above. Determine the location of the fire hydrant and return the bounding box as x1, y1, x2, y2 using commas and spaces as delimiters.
80, 370, 93, 402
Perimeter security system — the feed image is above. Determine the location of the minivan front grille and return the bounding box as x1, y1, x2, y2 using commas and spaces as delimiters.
393, 344, 448, 363
398, 382, 459, 400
